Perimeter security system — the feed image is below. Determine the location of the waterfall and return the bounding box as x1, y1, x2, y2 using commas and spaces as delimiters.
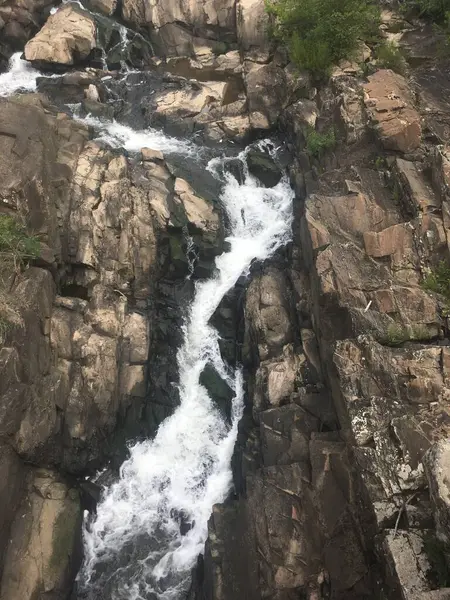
79, 143, 293, 600
1, 37, 294, 600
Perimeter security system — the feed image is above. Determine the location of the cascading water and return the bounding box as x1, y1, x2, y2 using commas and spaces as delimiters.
79, 144, 294, 600
1, 33, 294, 600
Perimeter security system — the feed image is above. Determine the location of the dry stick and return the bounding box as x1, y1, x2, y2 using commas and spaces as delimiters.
393, 491, 418, 538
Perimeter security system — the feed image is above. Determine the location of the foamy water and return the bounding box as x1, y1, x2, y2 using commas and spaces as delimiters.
79, 144, 294, 600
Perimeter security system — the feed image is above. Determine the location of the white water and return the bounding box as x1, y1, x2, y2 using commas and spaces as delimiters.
77, 114, 197, 156
81, 146, 294, 600
0, 53, 40, 96
1, 45, 294, 600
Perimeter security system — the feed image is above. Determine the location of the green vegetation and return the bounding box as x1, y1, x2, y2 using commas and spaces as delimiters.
375, 40, 408, 75
0, 214, 40, 275
403, 0, 450, 22
265, 0, 380, 75
305, 127, 336, 158
422, 260, 450, 303
381, 322, 433, 346
0, 214, 40, 346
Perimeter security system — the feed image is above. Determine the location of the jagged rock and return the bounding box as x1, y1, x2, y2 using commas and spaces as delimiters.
244, 267, 292, 362
0, 0, 53, 66
199, 364, 234, 421
0, 469, 81, 600
245, 61, 287, 126
122, 0, 236, 56
0, 445, 25, 571
24, 4, 96, 66
246, 147, 283, 187
363, 69, 422, 153
24, 3, 152, 69
236, 0, 269, 53
85, 0, 117, 16
424, 441, 450, 544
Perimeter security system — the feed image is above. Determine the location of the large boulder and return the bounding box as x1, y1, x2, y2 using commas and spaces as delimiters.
24, 4, 96, 66
24, 3, 152, 69
363, 69, 422, 153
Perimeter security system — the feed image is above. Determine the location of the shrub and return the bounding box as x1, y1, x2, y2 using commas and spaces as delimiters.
305, 127, 336, 158
422, 260, 450, 301
402, 0, 450, 22
266, 0, 380, 75
375, 40, 408, 75
381, 322, 433, 346
0, 214, 40, 278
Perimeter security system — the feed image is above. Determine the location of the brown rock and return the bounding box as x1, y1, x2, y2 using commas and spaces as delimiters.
0, 469, 81, 600
24, 5, 96, 66
363, 70, 422, 153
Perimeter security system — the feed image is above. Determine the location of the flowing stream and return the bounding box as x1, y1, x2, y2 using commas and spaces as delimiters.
1, 37, 294, 600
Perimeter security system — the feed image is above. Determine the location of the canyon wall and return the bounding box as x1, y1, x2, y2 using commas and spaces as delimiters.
1, 1, 450, 600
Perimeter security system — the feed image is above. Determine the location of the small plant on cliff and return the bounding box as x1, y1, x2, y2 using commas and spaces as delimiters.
265, 0, 380, 76
305, 126, 336, 158
381, 322, 433, 346
375, 40, 408, 75
0, 214, 40, 278
421, 260, 450, 303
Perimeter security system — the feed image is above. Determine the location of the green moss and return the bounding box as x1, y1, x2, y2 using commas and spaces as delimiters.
305, 127, 336, 159
265, 0, 380, 76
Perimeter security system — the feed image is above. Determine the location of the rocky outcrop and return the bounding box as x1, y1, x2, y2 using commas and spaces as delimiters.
0, 90, 224, 598
24, 4, 96, 66
0, 0, 53, 68
0, 469, 81, 600
24, 3, 152, 69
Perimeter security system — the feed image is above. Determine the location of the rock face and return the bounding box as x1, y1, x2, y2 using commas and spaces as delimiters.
363, 69, 422, 153
24, 4, 96, 66
23, 3, 152, 69
0, 92, 223, 598
0, 0, 53, 68
0, 470, 81, 600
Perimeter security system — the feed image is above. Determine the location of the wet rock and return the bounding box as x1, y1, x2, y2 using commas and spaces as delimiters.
363, 69, 422, 153
237, 0, 269, 53
200, 364, 234, 422
244, 267, 293, 362
0, 0, 53, 66
24, 4, 152, 69
246, 147, 282, 188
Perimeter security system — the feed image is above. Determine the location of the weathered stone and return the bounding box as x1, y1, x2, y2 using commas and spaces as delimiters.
0, 469, 81, 600
363, 70, 422, 153
24, 5, 96, 66
423, 441, 450, 544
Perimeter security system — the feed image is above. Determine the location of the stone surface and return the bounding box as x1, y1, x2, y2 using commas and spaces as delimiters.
24, 5, 96, 66
0, 469, 81, 600
424, 441, 450, 544
363, 70, 422, 153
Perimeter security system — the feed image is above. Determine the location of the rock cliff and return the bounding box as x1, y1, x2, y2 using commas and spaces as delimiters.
1, 2, 450, 600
